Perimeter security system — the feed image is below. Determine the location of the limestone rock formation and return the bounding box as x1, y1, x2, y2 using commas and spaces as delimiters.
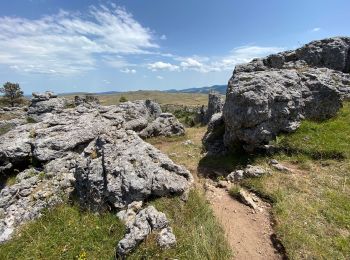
27, 91, 67, 120
0, 95, 191, 248
205, 37, 350, 152
202, 112, 226, 155
74, 130, 192, 211
204, 91, 224, 124
139, 113, 185, 138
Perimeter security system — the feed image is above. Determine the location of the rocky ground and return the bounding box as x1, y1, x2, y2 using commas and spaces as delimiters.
1, 36, 350, 259
0, 92, 191, 257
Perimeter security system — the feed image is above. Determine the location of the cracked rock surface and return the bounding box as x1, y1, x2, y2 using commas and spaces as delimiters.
204, 37, 350, 152
0, 95, 191, 246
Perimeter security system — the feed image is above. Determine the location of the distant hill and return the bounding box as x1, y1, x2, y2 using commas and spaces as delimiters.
165, 85, 227, 94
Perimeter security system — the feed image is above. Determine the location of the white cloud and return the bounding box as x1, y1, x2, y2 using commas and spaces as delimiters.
180, 58, 203, 69
0, 5, 157, 74
312, 27, 321, 32
160, 34, 167, 40
148, 61, 179, 71
120, 68, 136, 74
156, 75, 163, 79
212, 46, 285, 71
103, 79, 111, 84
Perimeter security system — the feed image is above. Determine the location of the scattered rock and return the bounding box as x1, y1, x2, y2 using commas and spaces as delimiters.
244, 165, 266, 178
75, 130, 193, 211
271, 163, 291, 172
182, 139, 194, 146
226, 170, 244, 182
226, 166, 267, 183
157, 227, 176, 248
74, 95, 100, 106
237, 189, 259, 210
117, 205, 174, 257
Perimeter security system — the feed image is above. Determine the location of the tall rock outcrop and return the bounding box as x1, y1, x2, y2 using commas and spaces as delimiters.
204, 37, 350, 152
204, 92, 224, 124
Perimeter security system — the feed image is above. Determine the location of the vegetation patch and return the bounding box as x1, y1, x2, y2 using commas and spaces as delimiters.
0, 123, 13, 136
239, 102, 350, 259
0, 190, 231, 260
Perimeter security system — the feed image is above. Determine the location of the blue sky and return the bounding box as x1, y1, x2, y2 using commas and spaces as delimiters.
0, 0, 349, 94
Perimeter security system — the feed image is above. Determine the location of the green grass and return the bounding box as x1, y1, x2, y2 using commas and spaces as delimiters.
238, 102, 350, 259
130, 190, 232, 259
0, 123, 13, 136
0, 190, 231, 260
276, 102, 350, 159
0, 205, 125, 260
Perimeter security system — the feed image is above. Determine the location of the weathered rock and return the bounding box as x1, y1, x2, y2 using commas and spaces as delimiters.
202, 112, 226, 154
0, 166, 75, 242
117, 205, 172, 256
74, 130, 193, 210
221, 37, 350, 152
226, 170, 244, 182
28, 92, 67, 120
74, 95, 100, 106
139, 113, 185, 138
0, 98, 190, 245
237, 189, 258, 210
244, 165, 266, 178
157, 227, 176, 248
226, 165, 266, 183
118, 100, 162, 131
204, 91, 224, 123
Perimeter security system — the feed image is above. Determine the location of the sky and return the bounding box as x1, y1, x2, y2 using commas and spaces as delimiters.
0, 0, 349, 94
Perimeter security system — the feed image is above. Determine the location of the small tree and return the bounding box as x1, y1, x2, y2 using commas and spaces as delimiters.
119, 96, 128, 103
0, 82, 24, 107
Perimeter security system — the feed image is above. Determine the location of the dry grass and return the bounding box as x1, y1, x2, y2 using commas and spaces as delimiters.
64, 90, 208, 107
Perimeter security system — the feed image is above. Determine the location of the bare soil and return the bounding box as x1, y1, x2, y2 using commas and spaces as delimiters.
205, 183, 283, 260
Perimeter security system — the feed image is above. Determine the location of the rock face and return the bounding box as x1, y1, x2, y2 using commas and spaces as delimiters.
205, 37, 350, 152
0, 95, 191, 248
202, 113, 226, 155
75, 130, 192, 211
28, 92, 67, 120
204, 92, 224, 124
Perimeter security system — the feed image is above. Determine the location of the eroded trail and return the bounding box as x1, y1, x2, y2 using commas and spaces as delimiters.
148, 127, 284, 259
205, 184, 283, 260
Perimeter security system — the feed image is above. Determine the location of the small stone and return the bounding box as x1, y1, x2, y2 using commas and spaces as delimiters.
157, 227, 176, 248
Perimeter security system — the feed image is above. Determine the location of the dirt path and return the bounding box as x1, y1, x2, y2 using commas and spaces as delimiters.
205, 183, 283, 260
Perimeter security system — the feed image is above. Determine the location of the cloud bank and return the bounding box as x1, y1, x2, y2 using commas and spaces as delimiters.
0, 5, 157, 74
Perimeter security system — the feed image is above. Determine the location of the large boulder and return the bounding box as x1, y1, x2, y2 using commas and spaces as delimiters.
74, 130, 192, 210
210, 37, 350, 152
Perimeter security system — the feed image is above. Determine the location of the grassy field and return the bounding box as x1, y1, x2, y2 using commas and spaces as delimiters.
64, 90, 208, 107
